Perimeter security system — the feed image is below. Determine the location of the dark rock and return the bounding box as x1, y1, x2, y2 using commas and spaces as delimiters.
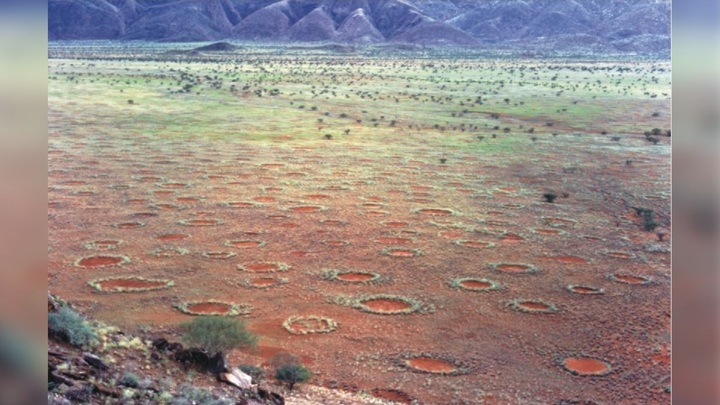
194, 42, 238, 51
64, 386, 91, 402
82, 353, 109, 371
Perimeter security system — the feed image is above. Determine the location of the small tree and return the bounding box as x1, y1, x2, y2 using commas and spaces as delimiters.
542, 192, 557, 203
275, 364, 310, 391
180, 316, 258, 359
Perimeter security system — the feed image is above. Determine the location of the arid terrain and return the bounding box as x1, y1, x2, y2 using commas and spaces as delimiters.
48, 43, 671, 404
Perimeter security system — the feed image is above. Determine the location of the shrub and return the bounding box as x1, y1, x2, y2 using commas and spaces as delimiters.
275, 364, 310, 391
48, 307, 97, 347
179, 316, 258, 357
121, 372, 140, 388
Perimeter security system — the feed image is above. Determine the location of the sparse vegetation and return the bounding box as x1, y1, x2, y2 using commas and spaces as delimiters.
48, 306, 98, 348
275, 364, 311, 391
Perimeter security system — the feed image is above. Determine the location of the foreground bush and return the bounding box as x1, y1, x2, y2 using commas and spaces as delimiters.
179, 316, 258, 357
275, 364, 311, 391
48, 307, 97, 347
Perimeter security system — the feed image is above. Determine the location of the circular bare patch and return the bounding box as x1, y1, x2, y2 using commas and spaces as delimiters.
449, 277, 500, 292
490, 263, 538, 274
238, 262, 290, 273
75, 255, 130, 268
89, 276, 173, 293
399, 354, 470, 375
454, 240, 496, 249
500, 233, 525, 243
288, 205, 327, 213
382, 248, 422, 258
225, 240, 267, 249
223, 201, 263, 208
374, 237, 413, 245
320, 219, 346, 226
354, 295, 422, 315
113, 222, 145, 229
322, 269, 381, 284
242, 277, 287, 289
156, 233, 190, 241
201, 251, 236, 260
562, 357, 612, 376
176, 300, 251, 316
508, 299, 558, 314
178, 218, 223, 227
382, 221, 409, 228
567, 285, 605, 295
283, 315, 338, 335
84, 239, 123, 251
542, 217, 577, 228
414, 208, 457, 216
532, 228, 566, 236
608, 273, 652, 285
151, 247, 190, 257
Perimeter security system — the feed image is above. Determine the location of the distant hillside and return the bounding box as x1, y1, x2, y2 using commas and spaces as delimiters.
48, 0, 670, 53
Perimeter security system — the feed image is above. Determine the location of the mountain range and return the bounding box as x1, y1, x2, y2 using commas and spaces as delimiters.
49, 0, 671, 53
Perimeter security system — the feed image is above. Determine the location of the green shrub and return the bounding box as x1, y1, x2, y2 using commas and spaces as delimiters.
179, 316, 258, 356
121, 372, 140, 388
48, 307, 97, 347
275, 364, 310, 390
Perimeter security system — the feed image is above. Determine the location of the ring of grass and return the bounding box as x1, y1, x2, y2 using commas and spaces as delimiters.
448, 277, 501, 292
607, 273, 653, 285
224, 240, 267, 249
453, 239, 496, 249
554, 353, 613, 377
175, 300, 251, 316
88, 276, 174, 293
151, 247, 190, 257
83, 239, 123, 251
241, 277, 288, 289
353, 294, 423, 315
282, 315, 338, 335
541, 216, 577, 228
489, 263, 539, 274
531, 228, 568, 236
74, 255, 130, 268
321, 269, 382, 284
321, 240, 351, 247
237, 262, 290, 273
397, 353, 471, 376
507, 298, 558, 314
201, 251, 236, 260
412, 207, 460, 216
177, 218, 224, 227
566, 284, 605, 295
113, 221, 145, 229
220, 201, 264, 208
382, 247, 422, 258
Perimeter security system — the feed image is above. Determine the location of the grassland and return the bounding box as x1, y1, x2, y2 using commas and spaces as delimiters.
48, 42, 671, 404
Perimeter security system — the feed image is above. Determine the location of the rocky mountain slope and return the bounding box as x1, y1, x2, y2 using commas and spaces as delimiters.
49, 0, 670, 52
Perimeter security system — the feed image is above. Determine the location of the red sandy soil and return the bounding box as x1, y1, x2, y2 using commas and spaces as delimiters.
48, 124, 670, 404
95, 279, 167, 290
